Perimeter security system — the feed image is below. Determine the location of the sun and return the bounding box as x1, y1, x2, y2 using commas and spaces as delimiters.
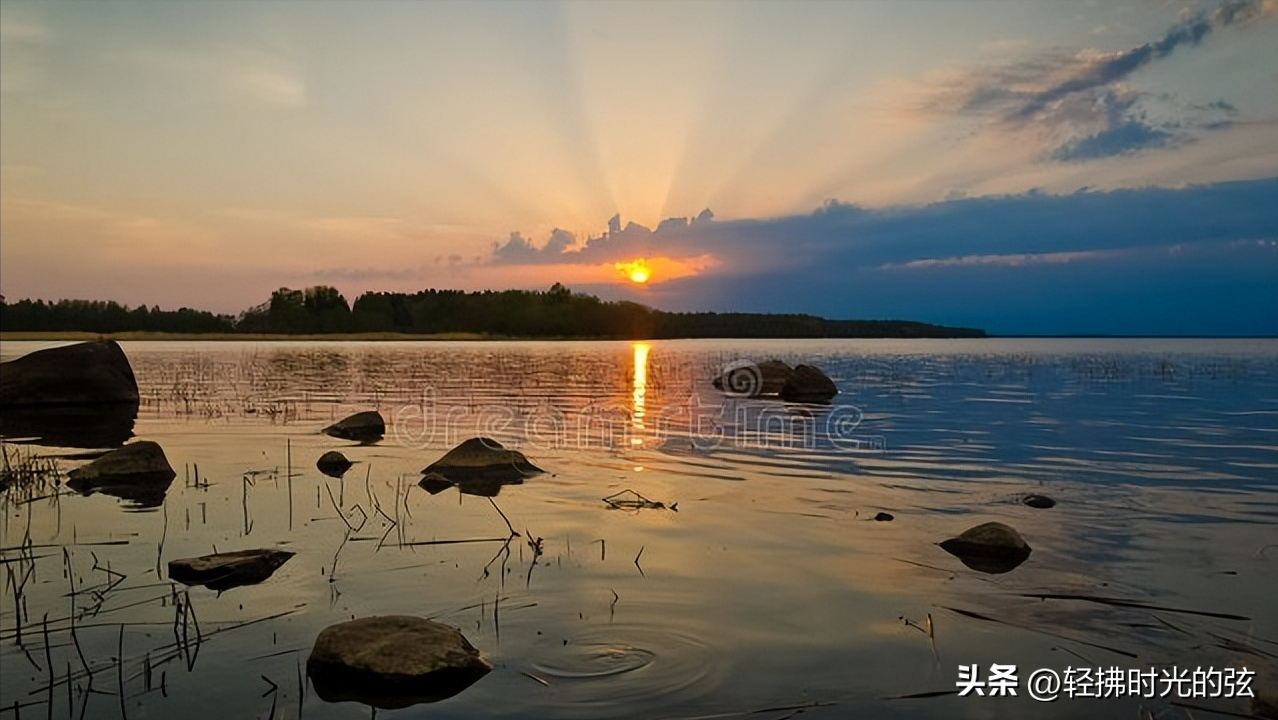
615, 259, 651, 284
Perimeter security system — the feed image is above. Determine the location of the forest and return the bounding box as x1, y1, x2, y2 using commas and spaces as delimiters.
0, 284, 984, 339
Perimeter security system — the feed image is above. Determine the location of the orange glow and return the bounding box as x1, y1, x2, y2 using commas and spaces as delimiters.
615, 258, 651, 284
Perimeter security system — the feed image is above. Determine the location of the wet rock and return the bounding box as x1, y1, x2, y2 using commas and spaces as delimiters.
939, 521, 1032, 574
1022, 494, 1056, 509
65, 441, 176, 509
307, 616, 491, 709
873, 512, 895, 522
712, 360, 793, 397
421, 437, 542, 486
0, 340, 139, 406
168, 549, 294, 591
779, 364, 839, 404
323, 411, 385, 444
316, 450, 353, 478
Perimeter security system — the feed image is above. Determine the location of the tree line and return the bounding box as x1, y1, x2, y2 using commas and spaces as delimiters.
0, 285, 984, 338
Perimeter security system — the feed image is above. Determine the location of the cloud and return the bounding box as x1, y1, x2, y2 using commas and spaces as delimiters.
480, 177, 1278, 334
920, 0, 1273, 161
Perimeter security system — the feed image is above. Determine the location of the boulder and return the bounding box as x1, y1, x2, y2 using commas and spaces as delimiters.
316, 450, 353, 478
1022, 494, 1056, 509
65, 440, 176, 509
323, 411, 385, 444
420, 437, 542, 486
169, 549, 294, 591
939, 521, 1032, 574
779, 364, 838, 404
307, 616, 491, 709
0, 340, 139, 406
712, 360, 792, 397
873, 512, 895, 522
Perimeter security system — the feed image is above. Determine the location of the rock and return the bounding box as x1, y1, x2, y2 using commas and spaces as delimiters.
307, 616, 491, 709
939, 521, 1032, 574
779, 364, 838, 404
317, 450, 353, 478
712, 360, 792, 397
65, 441, 176, 509
420, 437, 542, 488
168, 549, 294, 591
1022, 494, 1056, 509
0, 340, 139, 406
323, 411, 385, 444
873, 512, 895, 522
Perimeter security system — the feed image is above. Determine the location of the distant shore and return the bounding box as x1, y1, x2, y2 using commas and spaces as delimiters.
0, 331, 500, 342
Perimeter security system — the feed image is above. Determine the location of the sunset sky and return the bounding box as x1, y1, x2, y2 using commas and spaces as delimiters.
2, 0, 1276, 335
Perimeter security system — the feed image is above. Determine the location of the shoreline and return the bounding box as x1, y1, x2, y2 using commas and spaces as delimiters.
2, 331, 1273, 342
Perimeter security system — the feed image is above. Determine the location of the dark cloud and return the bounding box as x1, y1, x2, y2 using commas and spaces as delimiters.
1050, 119, 1174, 161
935, 0, 1270, 161
491, 177, 1278, 335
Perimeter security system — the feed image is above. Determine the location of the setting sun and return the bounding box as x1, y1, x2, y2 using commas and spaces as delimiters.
615, 259, 651, 284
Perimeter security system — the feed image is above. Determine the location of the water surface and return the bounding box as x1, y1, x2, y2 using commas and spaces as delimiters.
2, 338, 1275, 719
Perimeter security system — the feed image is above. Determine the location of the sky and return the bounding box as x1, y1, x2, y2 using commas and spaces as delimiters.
1, 0, 1276, 336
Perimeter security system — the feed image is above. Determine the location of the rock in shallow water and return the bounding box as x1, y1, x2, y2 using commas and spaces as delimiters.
0, 340, 139, 406
307, 616, 491, 709
168, 549, 294, 591
1022, 494, 1056, 509
65, 440, 176, 509
322, 411, 385, 444
939, 521, 1032, 574
420, 437, 543, 494
316, 450, 353, 478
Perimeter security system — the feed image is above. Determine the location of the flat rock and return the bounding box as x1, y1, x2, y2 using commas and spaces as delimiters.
317, 450, 353, 478
420, 437, 542, 486
307, 616, 491, 709
939, 521, 1032, 574
65, 441, 176, 509
323, 411, 385, 444
0, 340, 139, 406
779, 364, 839, 404
169, 549, 294, 591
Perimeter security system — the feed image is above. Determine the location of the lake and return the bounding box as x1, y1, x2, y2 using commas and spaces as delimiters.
2, 338, 1276, 719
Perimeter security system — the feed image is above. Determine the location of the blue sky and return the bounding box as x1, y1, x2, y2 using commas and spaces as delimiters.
1, 0, 1275, 334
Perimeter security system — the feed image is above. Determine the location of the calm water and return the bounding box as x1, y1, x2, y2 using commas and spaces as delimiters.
2, 338, 1276, 719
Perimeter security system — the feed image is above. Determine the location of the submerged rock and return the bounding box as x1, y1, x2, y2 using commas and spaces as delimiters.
323, 411, 385, 444
65, 440, 176, 509
169, 549, 294, 591
317, 450, 353, 478
0, 340, 139, 407
1022, 494, 1056, 509
939, 521, 1032, 574
307, 616, 491, 709
712, 360, 793, 397
779, 364, 839, 404
420, 438, 542, 496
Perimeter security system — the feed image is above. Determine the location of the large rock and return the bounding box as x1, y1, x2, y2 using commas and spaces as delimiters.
169, 549, 294, 591
939, 521, 1032, 574
322, 411, 385, 444
0, 340, 139, 406
65, 440, 176, 509
712, 360, 792, 397
779, 364, 838, 404
420, 437, 542, 495
307, 616, 491, 709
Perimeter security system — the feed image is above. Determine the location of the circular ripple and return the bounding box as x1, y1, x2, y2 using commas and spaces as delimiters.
526, 623, 721, 711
